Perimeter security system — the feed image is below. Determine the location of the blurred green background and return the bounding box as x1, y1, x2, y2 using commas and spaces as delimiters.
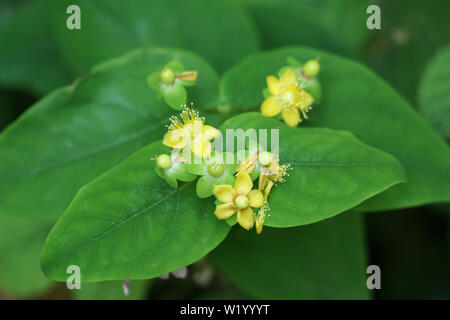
0, 0, 448, 300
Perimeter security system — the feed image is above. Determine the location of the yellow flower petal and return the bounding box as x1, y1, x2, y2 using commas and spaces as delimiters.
267, 75, 281, 95
235, 171, 253, 195
269, 162, 280, 176
202, 125, 221, 140
237, 207, 255, 230
162, 128, 188, 148
280, 69, 297, 85
213, 185, 236, 203
261, 96, 281, 117
248, 189, 264, 208
281, 108, 300, 127
300, 90, 314, 108
191, 139, 212, 158
215, 203, 237, 220
176, 70, 198, 81
255, 209, 266, 234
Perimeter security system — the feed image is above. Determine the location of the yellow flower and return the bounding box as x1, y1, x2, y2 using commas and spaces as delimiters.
213, 172, 264, 230
261, 69, 314, 127
162, 107, 221, 158
255, 180, 274, 234
237, 151, 288, 190
236, 151, 258, 175
257, 152, 289, 190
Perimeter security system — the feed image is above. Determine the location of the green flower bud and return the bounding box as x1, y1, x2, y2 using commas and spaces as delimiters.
156, 154, 172, 170
258, 151, 272, 167
303, 59, 320, 78
208, 162, 224, 178
160, 68, 175, 84
235, 195, 249, 209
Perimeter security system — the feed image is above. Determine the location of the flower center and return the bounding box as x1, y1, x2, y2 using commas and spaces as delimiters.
156, 154, 172, 170
275, 85, 301, 109
160, 68, 175, 84
208, 162, 224, 177
234, 195, 249, 209
258, 151, 272, 167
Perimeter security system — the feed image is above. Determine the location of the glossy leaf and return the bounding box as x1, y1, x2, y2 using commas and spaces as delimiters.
220, 47, 450, 211
47, 0, 260, 75
0, 215, 53, 296
210, 212, 370, 299
0, 48, 219, 220
41, 142, 230, 282
221, 113, 405, 227
418, 45, 450, 140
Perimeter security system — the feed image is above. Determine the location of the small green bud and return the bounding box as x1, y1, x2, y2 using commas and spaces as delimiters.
208, 162, 224, 177
235, 195, 249, 209
303, 59, 320, 78
258, 151, 272, 167
160, 68, 175, 84
156, 154, 172, 170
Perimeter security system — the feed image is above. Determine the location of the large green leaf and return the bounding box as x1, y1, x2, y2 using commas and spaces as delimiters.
47, 0, 259, 75
241, 0, 370, 57
418, 45, 450, 140
74, 280, 150, 300
0, 48, 219, 220
41, 141, 230, 282
221, 113, 405, 227
0, 214, 53, 296
210, 212, 370, 299
0, 0, 72, 95
220, 47, 450, 211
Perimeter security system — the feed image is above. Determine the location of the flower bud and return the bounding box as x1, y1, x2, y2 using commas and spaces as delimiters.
207, 162, 224, 177
160, 68, 175, 84
156, 154, 172, 170
258, 151, 272, 167
303, 59, 320, 78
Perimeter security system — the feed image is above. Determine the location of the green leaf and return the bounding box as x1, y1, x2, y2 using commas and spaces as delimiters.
41, 141, 230, 282
220, 47, 450, 211
74, 280, 150, 300
0, 48, 219, 220
0, 0, 72, 95
210, 212, 370, 299
196, 173, 235, 199
47, 0, 260, 74
162, 83, 187, 110
165, 60, 185, 74
418, 45, 450, 140
146, 71, 160, 90
221, 113, 405, 227
0, 215, 53, 296
241, 0, 370, 56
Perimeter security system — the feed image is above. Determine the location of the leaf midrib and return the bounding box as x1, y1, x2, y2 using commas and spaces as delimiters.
43, 182, 193, 271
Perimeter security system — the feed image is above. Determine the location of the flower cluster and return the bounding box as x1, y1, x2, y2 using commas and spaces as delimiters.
261, 57, 321, 127
154, 107, 289, 233
147, 60, 198, 110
